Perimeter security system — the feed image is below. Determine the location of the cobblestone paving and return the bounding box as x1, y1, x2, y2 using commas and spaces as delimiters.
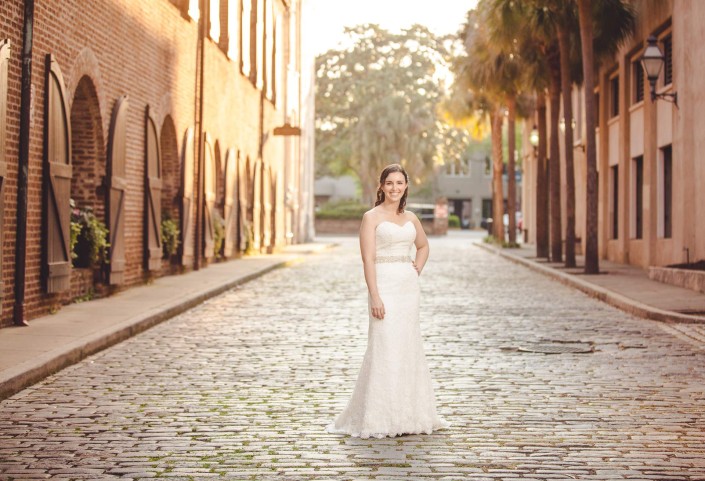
1, 232, 705, 480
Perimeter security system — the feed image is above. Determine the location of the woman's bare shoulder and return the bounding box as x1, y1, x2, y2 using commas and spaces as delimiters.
404, 210, 420, 224
362, 207, 380, 221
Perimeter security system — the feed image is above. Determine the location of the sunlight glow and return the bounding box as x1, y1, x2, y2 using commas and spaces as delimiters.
306, 0, 479, 55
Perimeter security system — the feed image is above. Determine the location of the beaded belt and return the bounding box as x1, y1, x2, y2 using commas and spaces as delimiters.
375, 255, 413, 264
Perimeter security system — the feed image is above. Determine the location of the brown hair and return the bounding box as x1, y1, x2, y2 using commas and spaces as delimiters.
374, 163, 409, 214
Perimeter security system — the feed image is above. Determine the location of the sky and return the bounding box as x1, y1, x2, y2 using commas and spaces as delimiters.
305, 0, 479, 55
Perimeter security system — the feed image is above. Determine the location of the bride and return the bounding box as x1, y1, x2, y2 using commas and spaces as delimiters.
326, 163, 450, 439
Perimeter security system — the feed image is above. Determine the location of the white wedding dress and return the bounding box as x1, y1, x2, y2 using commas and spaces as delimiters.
326, 220, 450, 439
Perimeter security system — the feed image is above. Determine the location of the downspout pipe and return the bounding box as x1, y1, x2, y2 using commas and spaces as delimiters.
194, 0, 207, 270
13, 0, 34, 326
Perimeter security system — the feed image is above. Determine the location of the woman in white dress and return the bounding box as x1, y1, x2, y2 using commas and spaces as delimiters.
326, 163, 450, 439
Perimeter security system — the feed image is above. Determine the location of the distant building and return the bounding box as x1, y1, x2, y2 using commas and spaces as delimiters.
436, 155, 522, 230
314, 175, 359, 206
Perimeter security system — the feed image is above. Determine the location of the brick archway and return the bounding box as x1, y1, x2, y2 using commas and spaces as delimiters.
214, 141, 225, 257
70, 75, 106, 225
160, 115, 179, 225
214, 140, 224, 217
67, 48, 107, 131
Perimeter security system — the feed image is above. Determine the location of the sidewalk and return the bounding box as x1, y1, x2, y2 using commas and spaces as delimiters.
0, 242, 334, 400
477, 241, 705, 326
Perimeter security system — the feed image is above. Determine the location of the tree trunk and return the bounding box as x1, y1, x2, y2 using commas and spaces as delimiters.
557, 25, 576, 268
536, 91, 549, 259
548, 45, 563, 263
578, 0, 599, 274
507, 95, 517, 244
491, 108, 505, 243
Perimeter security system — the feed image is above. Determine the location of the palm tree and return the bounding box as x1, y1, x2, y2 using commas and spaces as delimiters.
536, 90, 549, 258
453, 10, 517, 243
554, 5, 582, 268
477, 0, 541, 243
578, 0, 635, 274
578, 0, 598, 273
484, 0, 561, 255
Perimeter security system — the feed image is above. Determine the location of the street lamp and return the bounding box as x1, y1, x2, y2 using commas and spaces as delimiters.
529, 126, 539, 147
640, 35, 678, 107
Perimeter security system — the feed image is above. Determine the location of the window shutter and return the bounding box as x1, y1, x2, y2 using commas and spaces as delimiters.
144, 107, 162, 271
262, 164, 272, 249
252, 158, 262, 250
203, 133, 216, 260
180, 127, 195, 266
239, 158, 251, 252
0, 40, 9, 308
223, 148, 239, 257
43, 54, 72, 293
106, 95, 129, 285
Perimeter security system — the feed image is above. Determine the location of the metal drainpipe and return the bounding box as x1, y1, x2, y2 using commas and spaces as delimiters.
13, 0, 35, 326
194, 0, 207, 270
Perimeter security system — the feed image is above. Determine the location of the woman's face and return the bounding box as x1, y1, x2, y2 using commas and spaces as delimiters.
380, 172, 407, 203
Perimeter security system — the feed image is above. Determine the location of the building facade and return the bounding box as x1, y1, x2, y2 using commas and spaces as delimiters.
438, 155, 521, 230
523, 0, 700, 269
0, 0, 314, 327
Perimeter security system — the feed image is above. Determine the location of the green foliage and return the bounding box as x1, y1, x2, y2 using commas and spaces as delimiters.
213, 210, 225, 259
448, 214, 460, 228
315, 200, 369, 220
161, 216, 181, 259
243, 220, 255, 255
315, 24, 470, 202
70, 220, 82, 260
502, 240, 521, 248
73, 288, 95, 303
70, 200, 110, 268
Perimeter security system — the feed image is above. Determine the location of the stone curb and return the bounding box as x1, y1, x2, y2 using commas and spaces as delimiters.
475, 242, 705, 325
0, 245, 336, 401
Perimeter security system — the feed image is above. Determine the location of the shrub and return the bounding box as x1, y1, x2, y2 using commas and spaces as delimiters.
243, 220, 255, 255
448, 214, 460, 228
70, 200, 110, 268
213, 210, 226, 258
316, 199, 368, 220
161, 216, 181, 259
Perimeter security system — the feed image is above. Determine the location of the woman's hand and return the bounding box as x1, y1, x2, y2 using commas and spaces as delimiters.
412, 261, 421, 276
370, 295, 385, 320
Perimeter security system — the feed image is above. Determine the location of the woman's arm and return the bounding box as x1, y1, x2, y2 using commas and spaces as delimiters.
360, 212, 385, 319
411, 215, 429, 275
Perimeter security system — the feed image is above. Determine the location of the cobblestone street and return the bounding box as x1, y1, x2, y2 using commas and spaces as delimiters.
1, 232, 704, 480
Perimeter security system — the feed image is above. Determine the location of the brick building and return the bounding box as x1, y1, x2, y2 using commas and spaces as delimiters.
0, 0, 314, 327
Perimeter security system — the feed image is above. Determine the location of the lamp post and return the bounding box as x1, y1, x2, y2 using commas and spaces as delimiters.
640, 35, 678, 107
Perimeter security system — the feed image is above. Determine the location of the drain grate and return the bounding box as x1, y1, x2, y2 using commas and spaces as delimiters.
516, 343, 594, 354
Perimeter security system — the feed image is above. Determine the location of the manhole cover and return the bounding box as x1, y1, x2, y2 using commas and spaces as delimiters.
517, 343, 594, 354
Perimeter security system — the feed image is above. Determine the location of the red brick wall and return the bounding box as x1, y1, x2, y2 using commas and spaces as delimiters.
70, 76, 106, 222
0, 2, 26, 325
0, 0, 294, 327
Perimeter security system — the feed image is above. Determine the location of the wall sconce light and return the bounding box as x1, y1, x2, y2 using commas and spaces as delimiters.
558, 117, 577, 133
529, 126, 539, 147
640, 35, 678, 107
